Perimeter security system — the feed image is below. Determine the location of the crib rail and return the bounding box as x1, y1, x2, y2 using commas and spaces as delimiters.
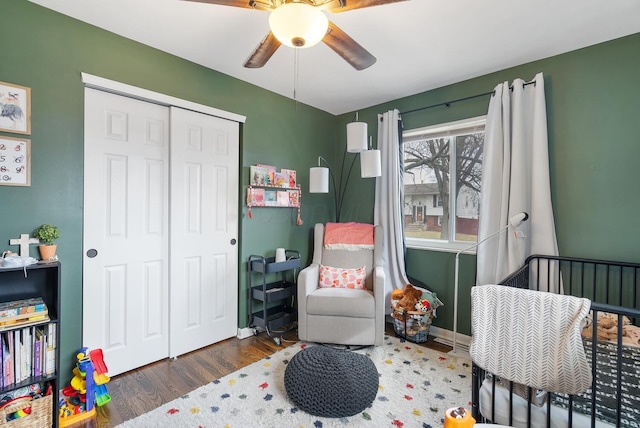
471, 255, 640, 428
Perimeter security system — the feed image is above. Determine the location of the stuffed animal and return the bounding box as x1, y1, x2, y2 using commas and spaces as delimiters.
582, 311, 640, 347
396, 283, 423, 313
390, 288, 404, 306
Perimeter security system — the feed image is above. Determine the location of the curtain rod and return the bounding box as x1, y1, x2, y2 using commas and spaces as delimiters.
400, 80, 536, 116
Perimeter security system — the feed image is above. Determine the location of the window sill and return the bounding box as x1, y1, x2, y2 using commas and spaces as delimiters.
405, 238, 478, 254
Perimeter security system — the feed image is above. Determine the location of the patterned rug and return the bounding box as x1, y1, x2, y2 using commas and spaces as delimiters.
116, 335, 472, 428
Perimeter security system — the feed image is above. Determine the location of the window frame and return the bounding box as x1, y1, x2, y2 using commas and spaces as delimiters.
403, 115, 486, 253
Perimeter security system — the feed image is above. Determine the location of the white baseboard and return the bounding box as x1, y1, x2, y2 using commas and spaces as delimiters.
236, 327, 254, 340
385, 314, 471, 352
429, 326, 471, 353
236, 326, 264, 340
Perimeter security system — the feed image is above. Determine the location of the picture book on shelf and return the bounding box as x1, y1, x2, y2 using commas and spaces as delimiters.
273, 172, 288, 188
276, 191, 290, 206
288, 190, 299, 206
249, 188, 265, 205
281, 169, 297, 188
250, 165, 268, 186
257, 164, 276, 185
264, 190, 277, 206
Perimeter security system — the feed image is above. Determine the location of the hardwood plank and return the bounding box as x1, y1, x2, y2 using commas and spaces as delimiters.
69, 324, 449, 427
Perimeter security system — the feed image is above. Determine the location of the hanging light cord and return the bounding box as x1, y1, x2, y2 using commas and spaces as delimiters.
293, 48, 300, 111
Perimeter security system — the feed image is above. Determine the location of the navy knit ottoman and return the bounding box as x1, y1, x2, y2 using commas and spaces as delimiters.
284, 345, 379, 418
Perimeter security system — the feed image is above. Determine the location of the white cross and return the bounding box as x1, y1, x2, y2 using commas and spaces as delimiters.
9, 234, 40, 257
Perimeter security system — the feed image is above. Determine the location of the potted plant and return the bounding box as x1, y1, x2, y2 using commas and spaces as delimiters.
33, 224, 60, 260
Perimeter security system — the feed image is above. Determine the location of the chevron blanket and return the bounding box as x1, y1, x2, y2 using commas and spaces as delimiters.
470, 284, 592, 395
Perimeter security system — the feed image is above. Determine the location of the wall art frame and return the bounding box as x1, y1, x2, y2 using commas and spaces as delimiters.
0, 135, 31, 186
0, 81, 31, 135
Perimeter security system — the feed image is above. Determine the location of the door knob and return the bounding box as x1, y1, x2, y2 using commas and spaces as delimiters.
86, 249, 98, 258
230, 239, 237, 245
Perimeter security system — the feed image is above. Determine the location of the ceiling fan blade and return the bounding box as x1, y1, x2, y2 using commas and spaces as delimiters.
181, 0, 273, 10
325, 0, 408, 13
322, 21, 376, 70
244, 32, 282, 68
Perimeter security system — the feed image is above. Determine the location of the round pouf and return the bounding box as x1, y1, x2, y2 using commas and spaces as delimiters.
284, 345, 379, 418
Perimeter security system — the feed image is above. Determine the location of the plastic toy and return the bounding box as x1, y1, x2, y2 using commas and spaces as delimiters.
59, 347, 111, 427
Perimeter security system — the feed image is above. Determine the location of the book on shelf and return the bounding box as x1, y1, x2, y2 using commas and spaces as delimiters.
250, 165, 269, 186
249, 187, 265, 205
13, 330, 20, 383
0, 323, 56, 387
0, 297, 47, 318
281, 169, 297, 188
272, 172, 288, 187
0, 297, 49, 330
288, 189, 299, 206
276, 191, 290, 206
45, 322, 56, 377
256, 164, 276, 185
264, 190, 277, 206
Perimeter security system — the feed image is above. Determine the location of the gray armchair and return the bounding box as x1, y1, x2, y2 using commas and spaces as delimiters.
297, 223, 385, 346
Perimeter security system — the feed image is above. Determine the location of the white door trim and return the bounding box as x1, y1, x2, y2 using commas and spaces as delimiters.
81, 72, 246, 124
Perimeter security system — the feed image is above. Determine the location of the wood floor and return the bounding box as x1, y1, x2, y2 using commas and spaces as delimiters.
68, 323, 451, 427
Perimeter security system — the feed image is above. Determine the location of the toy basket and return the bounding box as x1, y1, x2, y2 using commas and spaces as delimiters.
0, 395, 52, 428
392, 304, 434, 343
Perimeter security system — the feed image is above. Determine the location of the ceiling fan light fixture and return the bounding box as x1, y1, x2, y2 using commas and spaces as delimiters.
269, 3, 329, 48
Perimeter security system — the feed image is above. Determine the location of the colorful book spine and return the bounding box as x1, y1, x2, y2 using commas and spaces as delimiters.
0, 298, 47, 318
33, 328, 42, 377
45, 323, 56, 376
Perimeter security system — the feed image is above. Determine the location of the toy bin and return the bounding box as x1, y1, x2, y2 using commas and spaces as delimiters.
0, 395, 52, 428
392, 304, 434, 343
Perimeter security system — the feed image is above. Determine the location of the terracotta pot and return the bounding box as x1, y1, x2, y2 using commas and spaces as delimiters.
38, 244, 57, 261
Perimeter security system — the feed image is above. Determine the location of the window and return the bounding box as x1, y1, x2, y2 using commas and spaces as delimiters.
403, 116, 485, 251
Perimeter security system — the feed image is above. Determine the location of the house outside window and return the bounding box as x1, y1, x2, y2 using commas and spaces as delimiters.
403, 116, 485, 251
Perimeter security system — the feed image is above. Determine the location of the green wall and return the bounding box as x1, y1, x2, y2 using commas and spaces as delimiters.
2, 0, 639, 371
342, 32, 640, 337
0, 0, 336, 374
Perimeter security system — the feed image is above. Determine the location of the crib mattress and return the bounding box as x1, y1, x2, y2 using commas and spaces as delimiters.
479, 338, 640, 428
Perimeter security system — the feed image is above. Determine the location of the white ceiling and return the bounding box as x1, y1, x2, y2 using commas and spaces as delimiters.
29, 0, 640, 115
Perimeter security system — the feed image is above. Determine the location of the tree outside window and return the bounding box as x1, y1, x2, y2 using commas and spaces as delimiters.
403, 117, 485, 249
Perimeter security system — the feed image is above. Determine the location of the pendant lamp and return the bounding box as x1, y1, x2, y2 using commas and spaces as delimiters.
309, 166, 329, 193
360, 148, 382, 178
347, 121, 368, 153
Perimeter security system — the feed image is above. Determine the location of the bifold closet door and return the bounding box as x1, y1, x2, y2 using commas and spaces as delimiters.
83, 88, 170, 376
168, 106, 239, 358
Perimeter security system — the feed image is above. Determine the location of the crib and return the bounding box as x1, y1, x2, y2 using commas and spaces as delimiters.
471, 255, 640, 428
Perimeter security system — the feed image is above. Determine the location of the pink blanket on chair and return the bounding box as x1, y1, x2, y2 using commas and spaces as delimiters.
324, 222, 374, 250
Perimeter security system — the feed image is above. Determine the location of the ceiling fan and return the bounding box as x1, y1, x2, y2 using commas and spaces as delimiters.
183, 0, 408, 70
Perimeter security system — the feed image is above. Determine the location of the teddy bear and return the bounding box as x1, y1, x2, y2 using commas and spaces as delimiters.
582, 311, 640, 346
396, 283, 423, 313
390, 288, 404, 307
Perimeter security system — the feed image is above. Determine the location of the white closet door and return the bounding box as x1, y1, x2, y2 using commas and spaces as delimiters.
83, 88, 170, 376
169, 106, 239, 358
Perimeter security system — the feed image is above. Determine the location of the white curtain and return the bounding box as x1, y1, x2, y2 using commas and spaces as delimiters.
374, 109, 409, 311
477, 72, 560, 291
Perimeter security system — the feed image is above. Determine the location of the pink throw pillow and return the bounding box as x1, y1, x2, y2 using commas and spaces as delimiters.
319, 265, 367, 289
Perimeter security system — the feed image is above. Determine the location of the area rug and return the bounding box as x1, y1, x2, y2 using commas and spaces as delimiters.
116, 335, 472, 428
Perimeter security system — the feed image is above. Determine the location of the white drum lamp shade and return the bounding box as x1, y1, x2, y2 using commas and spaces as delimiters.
347, 122, 368, 153
309, 166, 329, 193
269, 3, 329, 48
360, 149, 382, 178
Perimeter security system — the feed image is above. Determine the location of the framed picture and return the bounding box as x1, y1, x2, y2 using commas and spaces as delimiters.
0, 136, 31, 186
0, 81, 31, 135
